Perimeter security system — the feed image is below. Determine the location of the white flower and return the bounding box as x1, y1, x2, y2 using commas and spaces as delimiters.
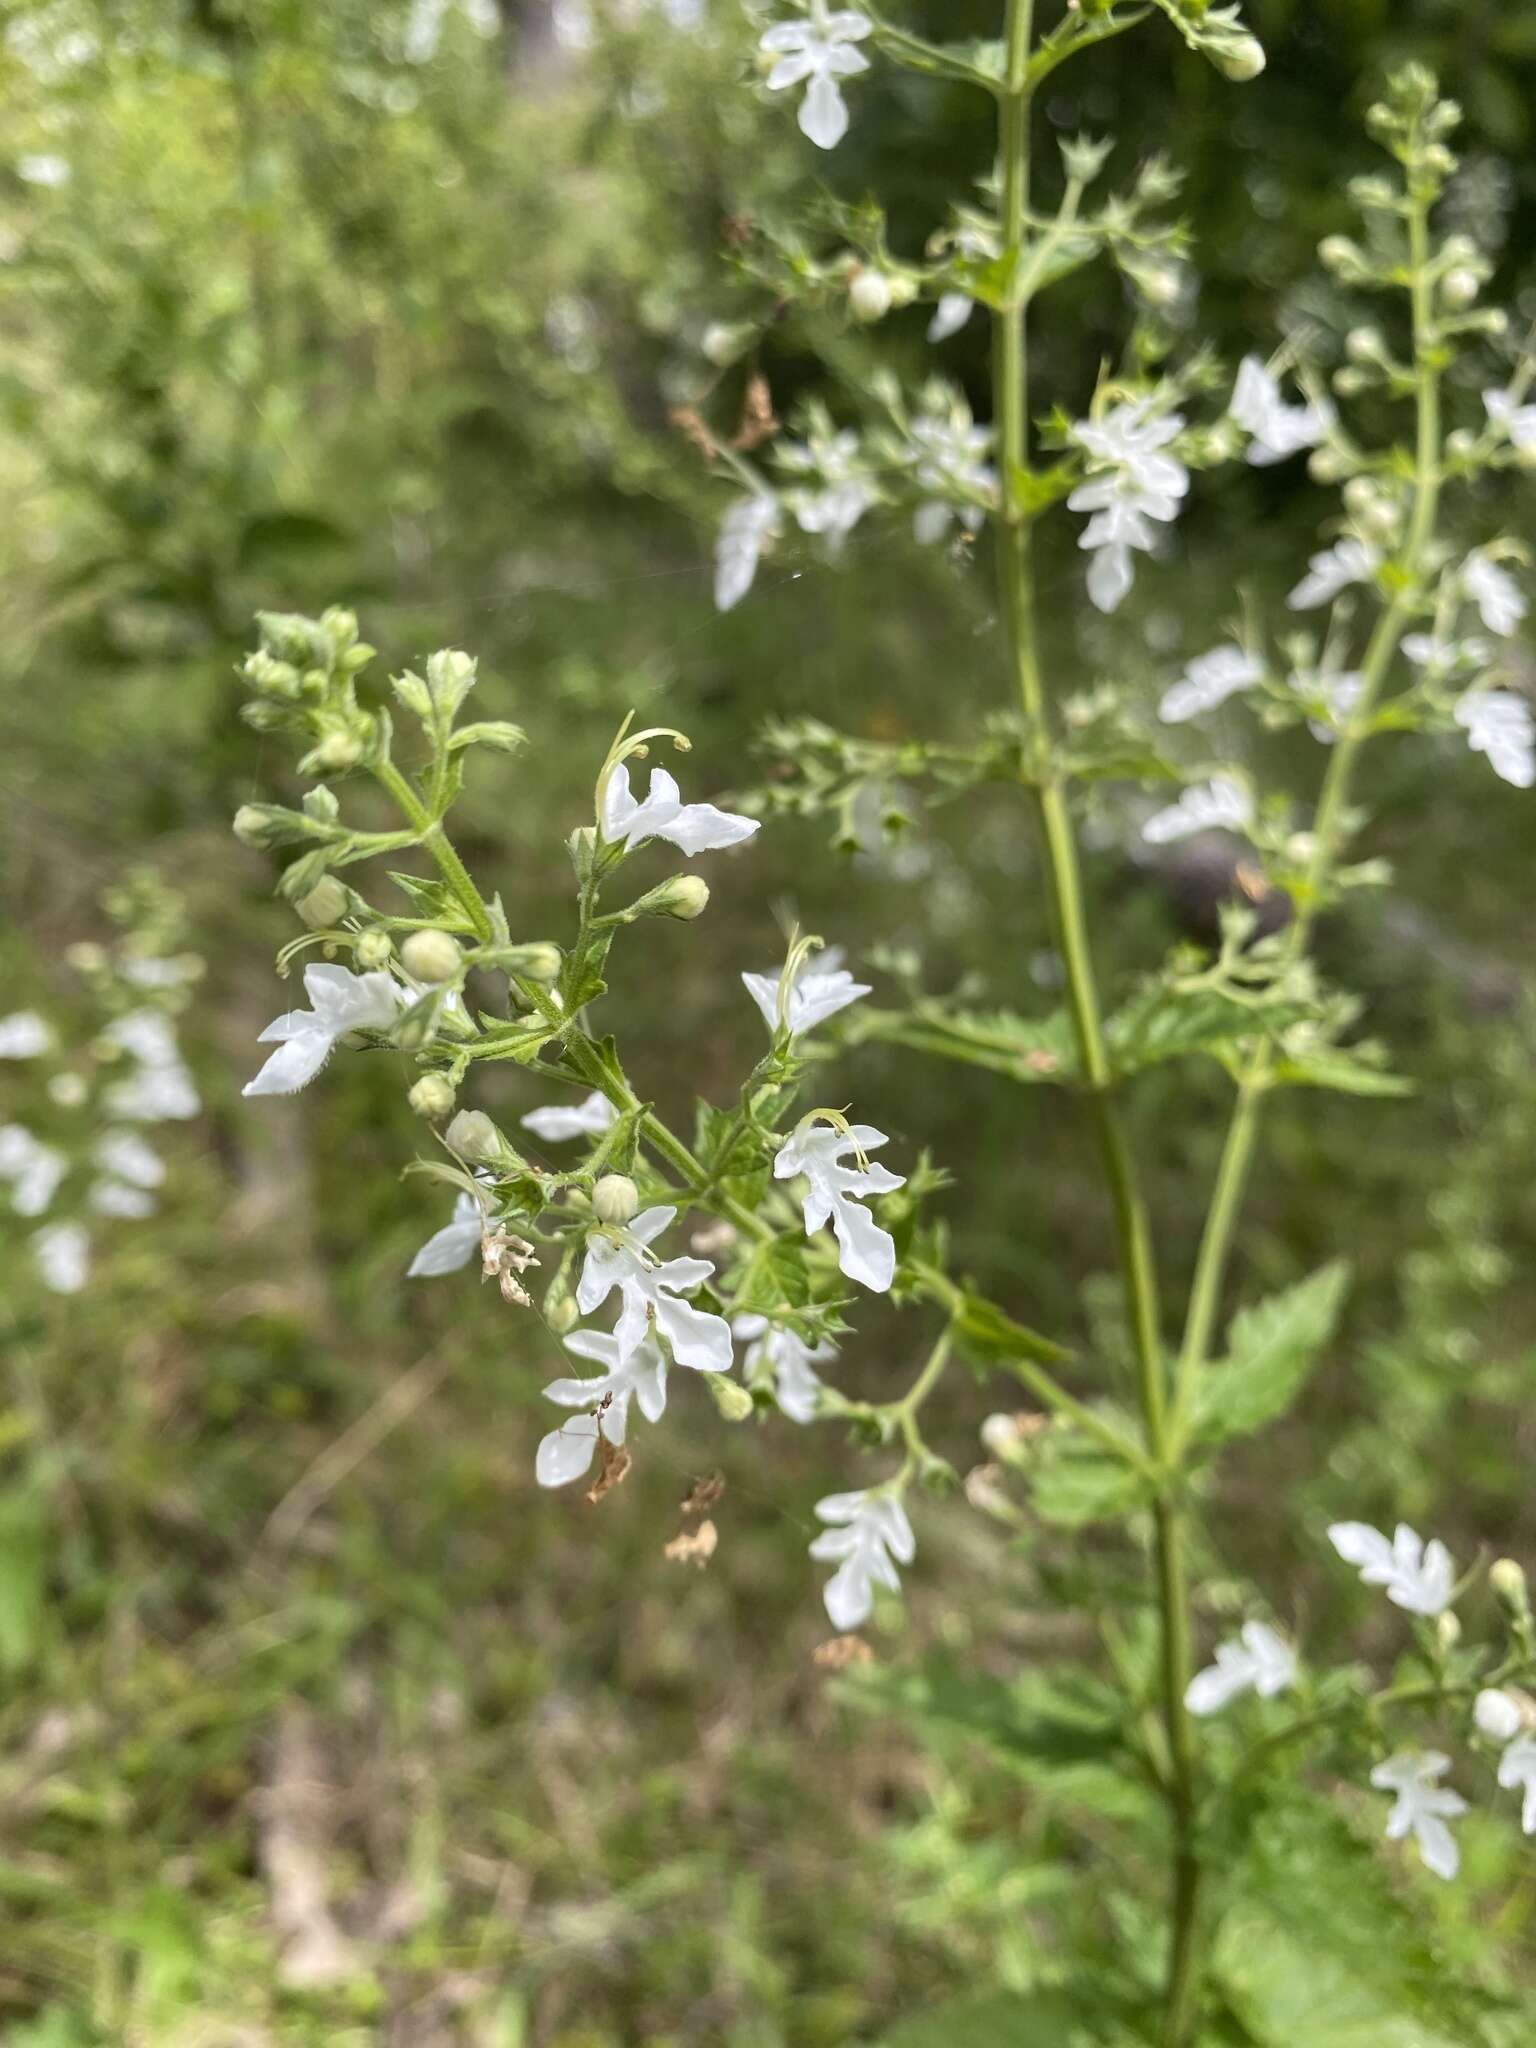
1229, 355, 1330, 466
1461, 554, 1526, 638
1327, 1521, 1454, 1616
243, 965, 405, 1098
809, 1489, 915, 1629
1483, 387, 1536, 454
1455, 689, 1536, 789
1497, 1736, 1536, 1834
89, 1131, 164, 1219
520, 1091, 617, 1143
0, 1125, 67, 1216
1068, 403, 1189, 614
741, 946, 870, 1038
733, 1313, 836, 1422
1474, 1688, 1525, 1745
778, 431, 873, 555
1370, 1751, 1466, 1881
773, 1121, 904, 1293
121, 955, 196, 991
535, 1328, 669, 1487
905, 403, 995, 545
95, 1131, 164, 1190
1184, 1620, 1296, 1716
1304, 669, 1365, 745
1287, 537, 1378, 611
601, 764, 759, 858
714, 492, 780, 611
32, 1219, 89, 1295
103, 1010, 200, 1121
792, 479, 872, 552
1141, 774, 1253, 846
927, 292, 974, 343
408, 1189, 483, 1277
1158, 646, 1262, 724
18, 153, 69, 187
576, 1205, 733, 1371
0, 1012, 52, 1059
759, 3, 872, 151
1402, 632, 1491, 678
89, 1181, 155, 1220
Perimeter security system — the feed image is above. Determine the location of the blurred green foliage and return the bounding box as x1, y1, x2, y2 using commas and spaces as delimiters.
1, 0, 1534, 2040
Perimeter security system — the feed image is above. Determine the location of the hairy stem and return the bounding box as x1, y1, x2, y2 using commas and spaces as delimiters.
995, 2, 1199, 2033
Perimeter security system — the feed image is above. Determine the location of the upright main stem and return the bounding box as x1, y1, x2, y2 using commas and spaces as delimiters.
994, 7, 1200, 2035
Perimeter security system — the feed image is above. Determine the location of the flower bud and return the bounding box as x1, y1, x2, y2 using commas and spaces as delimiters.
1474, 1687, 1524, 1744
1436, 1610, 1461, 1651
658, 875, 711, 921
297, 877, 349, 929
980, 1412, 1029, 1466
426, 648, 476, 698
706, 1371, 756, 1422
1491, 1557, 1530, 1620
315, 729, 363, 771
354, 930, 393, 970
446, 1109, 502, 1163
1441, 266, 1479, 308
401, 929, 463, 984
701, 320, 753, 367
408, 1073, 457, 1120
848, 268, 893, 323
592, 1173, 639, 1226
1215, 34, 1266, 82
49, 1072, 88, 1108
232, 804, 274, 848
1307, 446, 1350, 484
545, 1291, 578, 1336
514, 943, 563, 983
1345, 325, 1385, 363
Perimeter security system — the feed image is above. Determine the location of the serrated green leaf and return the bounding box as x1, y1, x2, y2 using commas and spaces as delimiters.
1191, 1260, 1350, 1446
1030, 1419, 1155, 1526
1105, 985, 1306, 1075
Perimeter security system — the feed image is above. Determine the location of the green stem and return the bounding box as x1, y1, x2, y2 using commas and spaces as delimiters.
373, 756, 495, 943
1172, 160, 1444, 1421
995, 4, 1199, 2033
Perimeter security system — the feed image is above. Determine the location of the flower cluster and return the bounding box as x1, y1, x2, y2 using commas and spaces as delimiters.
0, 892, 200, 1295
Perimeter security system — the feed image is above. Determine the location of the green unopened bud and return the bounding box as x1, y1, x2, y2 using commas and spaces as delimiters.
701, 320, 753, 367
297, 877, 350, 929
1436, 1610, 1461, 1651
408, 1073, 457, 1119
49, 1072, 88, 1108
354, 930, 393, 970
706, 1372, 755, 1422
1345, 325, 1385, 363
446, 1109, 503, 1163
979, 1412, 1035, 1469
514, 943, 562, 983
1441, 266, 1480, 308
1307, 445, 1351, 484
545, 1291, 579, 1336
232, 804, 276, 848
657, 874, 711, 921
592, 1173, 639, 1226
402, 929, 463, 984
1216, 34, 1266, 82
426, 647, 477, 704
1491, 1558, 1530, 1621
848, 267, 893, 323
315, 729, 364, 771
